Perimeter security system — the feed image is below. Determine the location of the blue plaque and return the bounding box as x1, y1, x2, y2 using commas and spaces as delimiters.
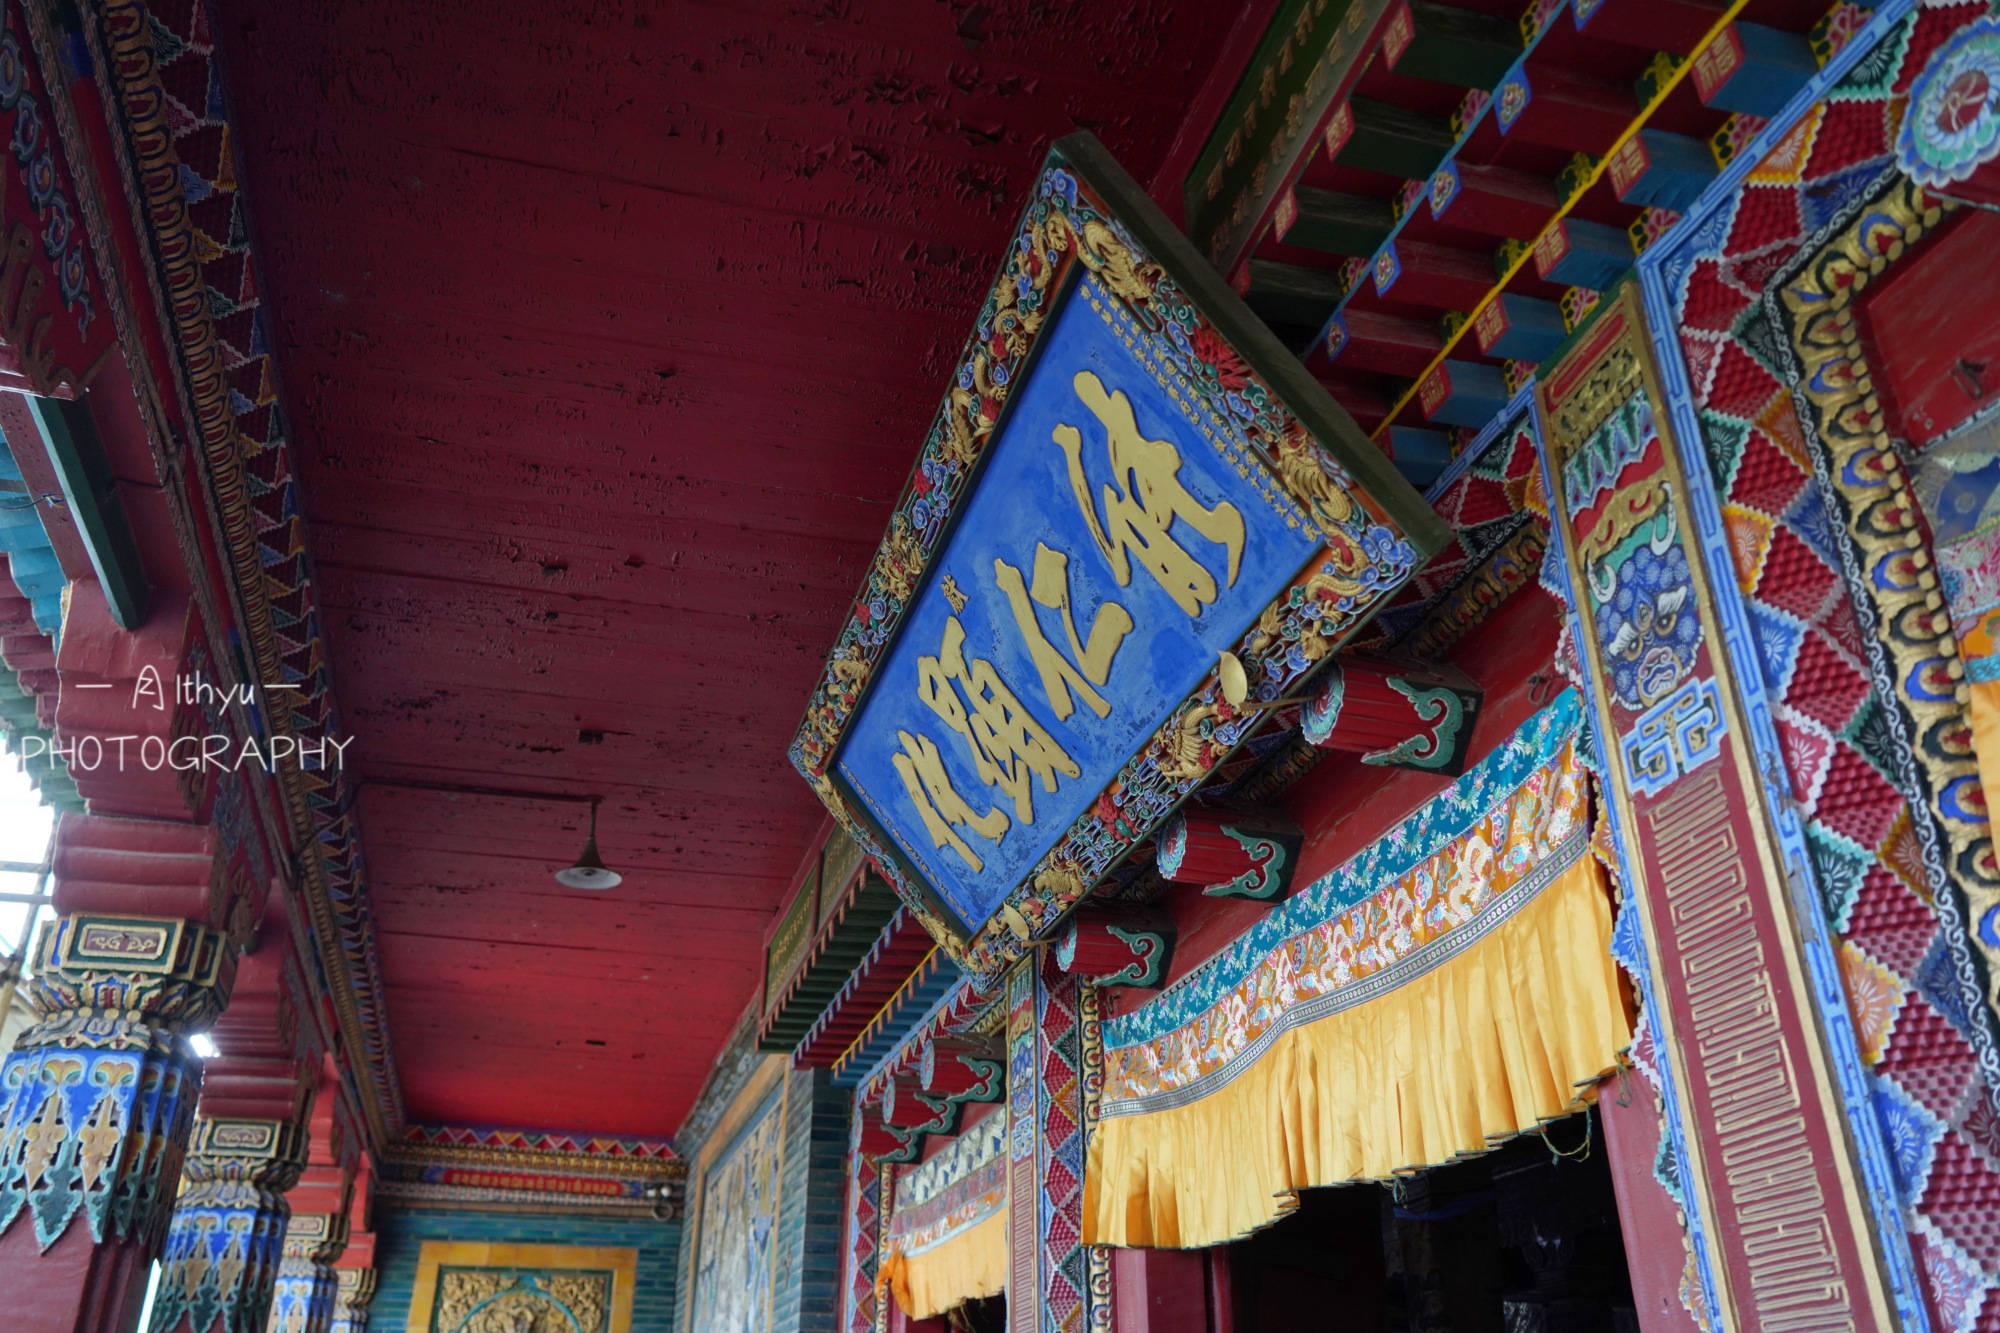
792, 134, 1447, 979
836, 272, 1322, 932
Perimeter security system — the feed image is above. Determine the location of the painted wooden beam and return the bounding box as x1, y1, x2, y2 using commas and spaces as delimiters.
1277, 186, 1394, 256
1573, 0, 1726, 51
1325, 97, 1456, 180
856, 1117, 904, 1159
1472, 293, 1568, 362
1532, 217, 1632, 291
880, 1077, 960, 1136
1316, 373, 1393, 431
1054, 909, 1174, 988
876, 1123, 926, 1164
1157, 808, 1302, 903
27, 396, 149, 630
1690, 22, 1817, 118
1243, 258, 1349, 331
1428, 160, 1557, 239
1383, 0, 1521, 90
919, 1046, 1003, 1104
1492, 63, 1636, 155
1607, 129, 1719, 211
1418, 359, 1510, 429
1326, 308, 1445, 376
1385, 426, 1453, 488
1372, 238, 1496, 310
1301, 657, 1484, 773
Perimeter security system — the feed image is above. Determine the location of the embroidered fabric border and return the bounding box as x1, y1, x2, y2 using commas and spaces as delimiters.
886, 1113, 1006, 1258
1102, 690, 1588, 1115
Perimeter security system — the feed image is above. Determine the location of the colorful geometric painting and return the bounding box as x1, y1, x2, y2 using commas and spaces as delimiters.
839, 1123, 881, 1333
1542, 290, 1912, 1329
688, 1089, 785, 1333
1645, 3, 2000, 1323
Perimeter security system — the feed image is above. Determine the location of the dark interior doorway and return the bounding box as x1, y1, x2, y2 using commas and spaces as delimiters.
944, 1295, 1006, 1333
1224, 1111, 1638, 1332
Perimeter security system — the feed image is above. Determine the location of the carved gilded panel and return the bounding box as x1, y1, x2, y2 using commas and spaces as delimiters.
434, 1269, 612, 1333
404, 1243, 637, 1333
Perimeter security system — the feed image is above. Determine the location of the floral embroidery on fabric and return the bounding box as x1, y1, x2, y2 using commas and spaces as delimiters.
1102, 690, 1589, 1115
886, 1111, 1006, 1259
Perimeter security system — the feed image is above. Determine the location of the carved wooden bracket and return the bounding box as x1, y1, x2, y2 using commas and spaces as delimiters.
1301, 656, 1483, 774
1055, 909, 1175, 987
856, 1115, 897, 1159
920, 1044, 1004, 1105
1157, 807, 1301, 902
880, 1077, 961, 1139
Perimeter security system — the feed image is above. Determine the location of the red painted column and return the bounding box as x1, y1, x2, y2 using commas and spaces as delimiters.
1112, 1249, 1208, 1333
1599, 1072, 1705, 1333
0, 815, 236, 1333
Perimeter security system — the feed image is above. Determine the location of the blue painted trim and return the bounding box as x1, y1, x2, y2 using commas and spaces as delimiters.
1634, 4, 1931, 1327
1419, 381, 1541, 502
1518, 398, 1726, 1331
836, 967, 962, 1091
0, 422, 64, 641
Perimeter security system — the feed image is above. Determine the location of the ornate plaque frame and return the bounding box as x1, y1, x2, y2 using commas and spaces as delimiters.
789, 132, 1446, 980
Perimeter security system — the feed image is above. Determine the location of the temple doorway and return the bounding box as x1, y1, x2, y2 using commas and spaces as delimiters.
1223, 1110, 1637, 1332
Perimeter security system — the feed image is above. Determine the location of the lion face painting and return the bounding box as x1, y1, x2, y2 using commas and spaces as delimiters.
1584, 478, 1703, 713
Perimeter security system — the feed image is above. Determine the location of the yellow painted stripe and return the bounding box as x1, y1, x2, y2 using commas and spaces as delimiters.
832, 945, 941, 1079
1367, 0, 1755, 441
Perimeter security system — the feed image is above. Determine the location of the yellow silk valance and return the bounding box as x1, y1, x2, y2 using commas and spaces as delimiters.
880, 1112, 1008, 1319
1085, 690, 1630, 1249
880, 1206, 1007, 1320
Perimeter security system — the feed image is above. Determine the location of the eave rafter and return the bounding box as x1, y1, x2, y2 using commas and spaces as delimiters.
1216, 0, 1843, 462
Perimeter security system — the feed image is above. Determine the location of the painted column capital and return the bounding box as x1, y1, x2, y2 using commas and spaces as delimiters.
332, 1264, 376, 1311
278, 1210, 350, 1266
150, 1116, 312, 1333
265, 1212, 348, 1333
0, 911, 234, 1253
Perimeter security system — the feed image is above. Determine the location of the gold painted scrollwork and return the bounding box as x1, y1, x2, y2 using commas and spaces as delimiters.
1549, 346, 1642, 458
1775, 177, 2000, 1019
435, 1270, 614, 1333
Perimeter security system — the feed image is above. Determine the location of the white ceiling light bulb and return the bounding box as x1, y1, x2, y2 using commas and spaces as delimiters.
555, 797, 622, 890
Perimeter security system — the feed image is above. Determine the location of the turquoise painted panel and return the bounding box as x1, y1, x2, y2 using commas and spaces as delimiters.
372, 1207, 681, 1333
0, 423, 64, 640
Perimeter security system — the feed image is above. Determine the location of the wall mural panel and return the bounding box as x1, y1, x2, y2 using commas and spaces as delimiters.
685, 1081, 786, 1333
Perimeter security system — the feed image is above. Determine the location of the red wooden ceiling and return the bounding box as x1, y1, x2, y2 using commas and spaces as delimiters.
208, 0, 1245, 1138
